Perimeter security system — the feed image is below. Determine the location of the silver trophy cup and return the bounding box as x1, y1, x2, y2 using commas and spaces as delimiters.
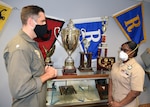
55, 19, 80, 74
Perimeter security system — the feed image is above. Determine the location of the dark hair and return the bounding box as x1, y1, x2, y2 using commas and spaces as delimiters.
21, 5, 45, 25
122, 41, 138, 57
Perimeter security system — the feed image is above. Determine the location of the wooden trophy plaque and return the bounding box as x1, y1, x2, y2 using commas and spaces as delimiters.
97, 57, 115, 72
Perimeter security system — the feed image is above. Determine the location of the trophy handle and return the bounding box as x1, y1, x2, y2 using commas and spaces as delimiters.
54, 27, 70, 56
76, 29, 86, 48
54, 27, 63, 47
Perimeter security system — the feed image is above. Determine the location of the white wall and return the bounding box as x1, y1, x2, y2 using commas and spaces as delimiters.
0, 0, 150, 107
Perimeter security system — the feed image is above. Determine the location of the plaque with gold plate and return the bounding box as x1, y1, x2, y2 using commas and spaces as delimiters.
97, 57, 115, 72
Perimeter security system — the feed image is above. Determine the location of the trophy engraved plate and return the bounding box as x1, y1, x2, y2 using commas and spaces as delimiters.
97, 57, 115, 72
55, 19, 80, 75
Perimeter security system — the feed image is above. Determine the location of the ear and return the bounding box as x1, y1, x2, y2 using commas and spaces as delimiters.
28, 17, 35, 27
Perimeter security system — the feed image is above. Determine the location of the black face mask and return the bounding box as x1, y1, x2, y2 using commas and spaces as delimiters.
34, 24, 51, 41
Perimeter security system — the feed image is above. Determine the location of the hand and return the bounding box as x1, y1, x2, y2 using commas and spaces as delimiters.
109, 101, 121, 107
45, 66, 57, 78
40, 66, 57, 83
107, 101, 113, 106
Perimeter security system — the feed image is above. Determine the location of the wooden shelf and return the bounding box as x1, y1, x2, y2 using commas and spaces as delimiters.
51, 68, 109, 81
56, 74, 109, 79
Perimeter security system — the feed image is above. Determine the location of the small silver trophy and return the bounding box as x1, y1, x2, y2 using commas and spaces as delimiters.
101, 16, 109, 34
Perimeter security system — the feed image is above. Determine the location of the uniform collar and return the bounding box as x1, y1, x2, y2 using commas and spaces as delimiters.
19, 29, 37, 44
126, 58, 136, 64
119, 58, 136, 68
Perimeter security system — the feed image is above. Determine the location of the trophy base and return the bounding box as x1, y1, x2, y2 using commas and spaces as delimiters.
78, 66, 93, 72
62, 67, 77, 75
